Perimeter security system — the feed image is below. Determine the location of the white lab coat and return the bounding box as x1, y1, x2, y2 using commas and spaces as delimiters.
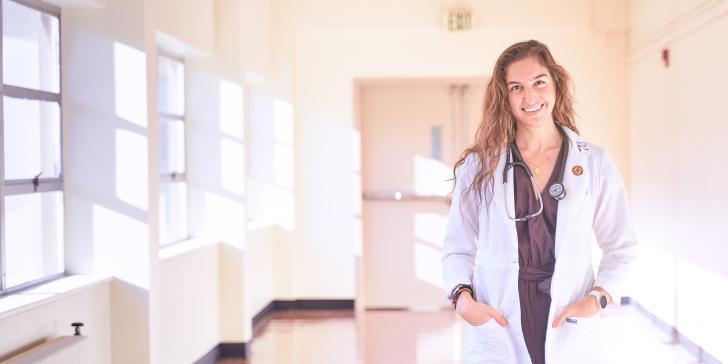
442, 126, 638, 364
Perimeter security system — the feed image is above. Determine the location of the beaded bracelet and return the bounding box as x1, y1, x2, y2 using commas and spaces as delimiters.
450, 284, 473, 309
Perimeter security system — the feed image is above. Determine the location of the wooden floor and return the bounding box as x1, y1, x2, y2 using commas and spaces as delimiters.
219, 305, 701, 364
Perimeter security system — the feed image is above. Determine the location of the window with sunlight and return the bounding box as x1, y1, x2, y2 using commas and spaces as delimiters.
0, 0, 64, 292
158, 53, 188, 245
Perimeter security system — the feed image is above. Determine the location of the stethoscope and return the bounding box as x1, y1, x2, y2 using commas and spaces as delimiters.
502, 135, 568, 222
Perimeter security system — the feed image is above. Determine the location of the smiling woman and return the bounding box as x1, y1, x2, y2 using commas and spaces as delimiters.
441, 40, 638, 364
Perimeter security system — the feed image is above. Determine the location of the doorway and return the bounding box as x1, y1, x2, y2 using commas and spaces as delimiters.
357, 78, 484, 309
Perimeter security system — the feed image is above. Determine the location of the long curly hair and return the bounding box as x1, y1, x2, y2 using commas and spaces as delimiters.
453, 40, 579, 207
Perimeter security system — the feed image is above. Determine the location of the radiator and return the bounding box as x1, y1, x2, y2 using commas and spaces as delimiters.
1, 323, 87, 364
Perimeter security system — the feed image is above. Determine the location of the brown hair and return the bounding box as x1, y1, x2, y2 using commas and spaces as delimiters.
453, 40, 578, 207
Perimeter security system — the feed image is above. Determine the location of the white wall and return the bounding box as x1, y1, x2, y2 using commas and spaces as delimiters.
150, 0, 214, 55
156, 0, 253, 358
7, 0, 279, 362
629, 0, 728, 361
214, 0, 272, 79
239, 0, 272, 78
158, 245, 220, 363
16, 0, 721, 362
247, 85, 296, 306
155, 0, 289, 358
62, 0, 152, 361
181, 51, 249, 349
0, 282, 111, 363
273, 0, 631, 298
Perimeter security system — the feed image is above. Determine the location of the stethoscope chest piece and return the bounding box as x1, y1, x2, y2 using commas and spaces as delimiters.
548, 183, 566, 201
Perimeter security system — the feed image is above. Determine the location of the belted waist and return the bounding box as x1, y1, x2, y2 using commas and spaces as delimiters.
519, 266, 553, 295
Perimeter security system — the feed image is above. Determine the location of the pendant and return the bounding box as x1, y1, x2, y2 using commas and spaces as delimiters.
534, 167, 541, 175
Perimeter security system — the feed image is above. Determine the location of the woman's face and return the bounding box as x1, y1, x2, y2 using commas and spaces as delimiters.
505, 56, 556, 129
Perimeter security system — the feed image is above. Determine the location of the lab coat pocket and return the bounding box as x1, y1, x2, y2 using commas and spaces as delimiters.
463, 319, 515, 363
558, 315, 604, 363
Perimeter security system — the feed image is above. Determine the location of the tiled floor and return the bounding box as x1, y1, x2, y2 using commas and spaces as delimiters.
221, 305, 703, 363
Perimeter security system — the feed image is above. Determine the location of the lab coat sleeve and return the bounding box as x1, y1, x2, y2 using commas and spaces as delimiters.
441, 154, 480, 299
592, 150, 639, 305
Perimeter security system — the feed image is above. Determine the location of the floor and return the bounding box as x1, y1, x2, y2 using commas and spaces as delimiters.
218, 305, 702, 364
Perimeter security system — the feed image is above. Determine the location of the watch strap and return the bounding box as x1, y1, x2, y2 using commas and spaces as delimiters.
588, 290, 608, 309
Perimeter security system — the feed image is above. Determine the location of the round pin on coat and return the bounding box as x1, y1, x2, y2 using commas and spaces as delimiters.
572, 165, 583, 176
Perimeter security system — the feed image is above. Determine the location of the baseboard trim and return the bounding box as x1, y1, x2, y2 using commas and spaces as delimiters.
194, 342, 247, 364
252, 300, 277, 329
252, 299, 355, 329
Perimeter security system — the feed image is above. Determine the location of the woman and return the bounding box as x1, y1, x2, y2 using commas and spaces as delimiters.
441, 40, 638, 364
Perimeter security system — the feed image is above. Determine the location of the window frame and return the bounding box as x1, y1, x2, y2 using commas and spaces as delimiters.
0, 0, 64, 295
157, 51, 189, 246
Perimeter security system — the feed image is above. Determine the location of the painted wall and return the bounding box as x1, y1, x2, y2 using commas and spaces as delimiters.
214, 0, 272, 79
247, 84, 296, 307
182, 48, 249, 349
16, 0, 728, 363
4, 0, 276, 362
158, 244, 220, 364
61, 0, 152, 362
150, 0, 214, 55
274, 0, 631, 298
156, 0, 287, 358
0, 282, 111, 363
628, 0, 728, 361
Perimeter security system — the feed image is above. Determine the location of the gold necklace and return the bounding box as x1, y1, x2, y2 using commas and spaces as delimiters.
522, 149, 556, 176
518, 135, 562, 176
531, 156, 551, 175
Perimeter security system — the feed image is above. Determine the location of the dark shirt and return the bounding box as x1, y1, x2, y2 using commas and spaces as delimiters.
511, 134, 568, 364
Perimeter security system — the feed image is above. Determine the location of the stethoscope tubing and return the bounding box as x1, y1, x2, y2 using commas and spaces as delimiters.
502, 135, 568, 221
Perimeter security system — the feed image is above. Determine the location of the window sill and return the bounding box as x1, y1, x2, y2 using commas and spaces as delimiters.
158, 237, 220, 260
0, 275, 112, 320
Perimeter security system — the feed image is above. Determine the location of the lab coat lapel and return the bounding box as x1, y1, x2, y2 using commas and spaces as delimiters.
493, 151, 519, 251
554, 127, 590, 258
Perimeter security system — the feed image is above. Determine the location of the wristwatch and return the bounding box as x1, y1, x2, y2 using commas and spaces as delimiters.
588, 290, 608, 310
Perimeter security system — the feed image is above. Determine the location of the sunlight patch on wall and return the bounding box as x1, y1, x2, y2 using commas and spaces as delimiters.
113, 42, 147, 127
273, 143, 293, 191
204, 191, 244, 248
414, 212, 446, 248
414, 242, 443, 288
92, 204, 149, 289
219, 80, 244, 140
266, 184, 294, 232
273, 99, 293, 146
414, 155, 451, 196
220, 138, 245, 196
115, 129, 148, 210
273, 99, 294, 191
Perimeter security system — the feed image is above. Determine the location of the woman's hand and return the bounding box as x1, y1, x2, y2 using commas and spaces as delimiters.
551, 295, 600, 328
456, 292, 509, 327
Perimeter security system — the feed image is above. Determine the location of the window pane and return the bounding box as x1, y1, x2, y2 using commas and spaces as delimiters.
157, 56, 184, 116
160, 181, 188, 245
2, 0, 60, 93
3, 96, 61, 179
4, 191, 64, 288
160, 118, 185, 174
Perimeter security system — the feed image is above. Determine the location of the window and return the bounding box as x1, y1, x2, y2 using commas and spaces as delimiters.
158, 54, 188, 245
0, 0, 63, 293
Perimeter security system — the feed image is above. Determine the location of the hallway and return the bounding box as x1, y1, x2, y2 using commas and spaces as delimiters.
228, 305, 698, 364
0, 0, 726, 362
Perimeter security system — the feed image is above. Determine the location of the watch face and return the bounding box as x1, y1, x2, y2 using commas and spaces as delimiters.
599, 295, 608, 309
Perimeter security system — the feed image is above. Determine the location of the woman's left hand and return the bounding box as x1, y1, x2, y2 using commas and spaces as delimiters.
551, 295, 600, 328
